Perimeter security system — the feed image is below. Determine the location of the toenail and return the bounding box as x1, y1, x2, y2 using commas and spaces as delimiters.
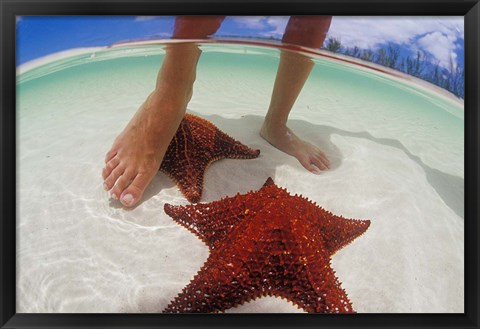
311, 166, 321, 174
121, 194, 134, 205
111, 193, 118, 200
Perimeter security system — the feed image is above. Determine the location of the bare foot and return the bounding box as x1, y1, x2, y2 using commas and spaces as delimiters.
102, 93, 185, 207
260, 120, 330, 174
102, 42, 201, 207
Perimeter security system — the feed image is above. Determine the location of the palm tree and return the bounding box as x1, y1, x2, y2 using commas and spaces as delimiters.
325, 37, 342, 53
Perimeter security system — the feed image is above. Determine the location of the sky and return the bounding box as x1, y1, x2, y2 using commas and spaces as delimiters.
16, 15, 464, 72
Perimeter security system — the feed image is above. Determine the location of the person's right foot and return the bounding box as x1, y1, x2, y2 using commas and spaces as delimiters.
260, 120, 330, 174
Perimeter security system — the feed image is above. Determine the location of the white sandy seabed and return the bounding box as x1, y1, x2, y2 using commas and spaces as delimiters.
16, 43, 464, 313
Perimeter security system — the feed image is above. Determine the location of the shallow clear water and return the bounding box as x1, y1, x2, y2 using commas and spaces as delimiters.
16, 42, 464, 313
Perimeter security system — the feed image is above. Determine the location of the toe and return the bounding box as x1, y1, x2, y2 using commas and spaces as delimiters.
319, 152, 330, 168
102, 156, 120, 180
298, 155, 323, 174
104, 165, 125, 192
119, 172, 154, 207
314, 153, 330, 170
309, 164, 322, 174
110, 169, 136, 200
105, 149, 118, 163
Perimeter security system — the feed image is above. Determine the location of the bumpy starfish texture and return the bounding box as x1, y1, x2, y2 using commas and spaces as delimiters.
163, 177, 370, 313
159, 113, 260, 203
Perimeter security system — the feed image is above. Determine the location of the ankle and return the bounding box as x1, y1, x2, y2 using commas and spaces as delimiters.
262, 116, 288, 135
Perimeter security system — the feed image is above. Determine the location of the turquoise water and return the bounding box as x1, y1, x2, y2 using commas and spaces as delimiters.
16, 42, 464, 313
18, 43, 464, 166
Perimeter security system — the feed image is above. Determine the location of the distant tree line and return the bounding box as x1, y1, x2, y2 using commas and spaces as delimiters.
324, 37, 464, 99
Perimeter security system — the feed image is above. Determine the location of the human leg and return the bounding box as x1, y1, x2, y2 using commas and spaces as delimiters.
260, 16, 332, 173
103, 16, 224, 207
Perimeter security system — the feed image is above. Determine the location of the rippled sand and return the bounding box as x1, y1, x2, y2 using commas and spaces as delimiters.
16, 42, 464, 313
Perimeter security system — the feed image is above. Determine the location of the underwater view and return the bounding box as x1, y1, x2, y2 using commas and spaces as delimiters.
16, 16, 464, 313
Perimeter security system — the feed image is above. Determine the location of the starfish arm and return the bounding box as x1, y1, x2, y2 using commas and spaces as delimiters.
163, 226, 355, 314
163, 211, 287, 313
271, 265, 355, 313
262, 177, 275, 188
164, 192, 259, 249
284, 192, 371, 255
182, 113, 259, 164
159, 115, 212, 203
160, 165, 208, 204
212, 128, 260, 160
163, 256, 259, 313
291, 213, 356, 313
312, 207, 371, 255
163, 178, 280, 248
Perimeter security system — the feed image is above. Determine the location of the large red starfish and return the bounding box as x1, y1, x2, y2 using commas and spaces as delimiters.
163, 178, 370, 313
159, 113, 260, 203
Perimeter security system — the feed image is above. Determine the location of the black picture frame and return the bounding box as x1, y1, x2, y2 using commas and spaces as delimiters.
1, 0, 479, 328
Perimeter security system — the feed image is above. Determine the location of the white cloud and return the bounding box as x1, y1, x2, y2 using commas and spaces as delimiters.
230, 16, 463, 71
418, 31, 458, 70
231, 16, 266, 29
328, 16, 463, 71
148, 31, 172, 38
329, 16, 463, 48
232, 16, 289, 37
261, 16, 289, 37
135, 16, 157, 22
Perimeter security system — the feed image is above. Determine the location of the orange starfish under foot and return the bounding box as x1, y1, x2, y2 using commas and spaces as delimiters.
159, 114, 260, 203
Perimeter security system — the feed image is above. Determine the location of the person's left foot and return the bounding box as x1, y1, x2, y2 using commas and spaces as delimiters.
260, 120, 330, 174
102, 92, 186, 207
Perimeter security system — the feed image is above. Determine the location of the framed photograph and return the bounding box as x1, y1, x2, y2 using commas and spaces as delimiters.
1, 0, 478, 328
